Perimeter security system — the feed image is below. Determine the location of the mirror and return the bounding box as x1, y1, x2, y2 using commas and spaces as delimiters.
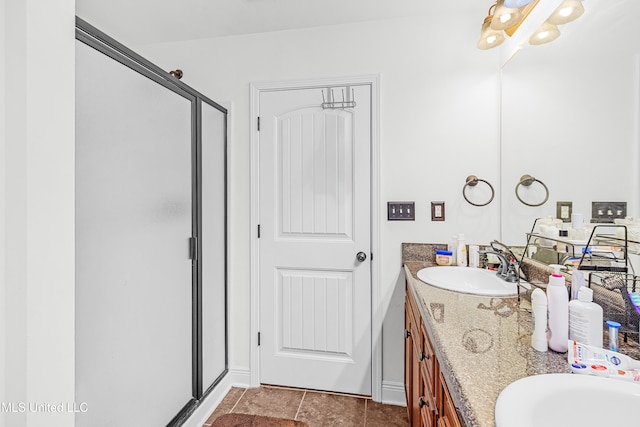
500, 0, 640, 249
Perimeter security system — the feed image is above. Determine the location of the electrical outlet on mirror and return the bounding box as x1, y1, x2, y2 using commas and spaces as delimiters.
499, 0, 640, 270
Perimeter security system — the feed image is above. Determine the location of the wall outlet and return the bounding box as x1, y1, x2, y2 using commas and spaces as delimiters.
556, 201, 572, 222
591, 201, 626, 223
387, 202, 415, 221
431, 201, 445, 221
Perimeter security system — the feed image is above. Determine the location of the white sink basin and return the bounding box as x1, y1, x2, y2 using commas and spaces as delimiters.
416, 266, 521, 296
495, 373, 640, 427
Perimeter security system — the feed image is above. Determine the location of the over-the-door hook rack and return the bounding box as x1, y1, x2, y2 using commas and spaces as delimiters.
321, 87, 356, 109
462, 175, 495, 207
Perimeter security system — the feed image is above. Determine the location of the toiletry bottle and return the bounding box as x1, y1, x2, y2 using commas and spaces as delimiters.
447, 235, 458, 265
607, 320, 621, 352
546, 264, 568, 352
569, 286, 603, 348
531, 288, 548, 352
468, 245, 480, 268
456, 233, 467, 267
570, 269, 585, 300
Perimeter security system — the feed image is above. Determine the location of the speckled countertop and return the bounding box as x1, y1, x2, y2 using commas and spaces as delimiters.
402, 242, 640, 427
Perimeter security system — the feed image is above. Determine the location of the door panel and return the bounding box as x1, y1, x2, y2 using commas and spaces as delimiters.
259, 85, 371, 395
277, 269, 353, 357
75, 40, 193, 426
277, 109, 353, 238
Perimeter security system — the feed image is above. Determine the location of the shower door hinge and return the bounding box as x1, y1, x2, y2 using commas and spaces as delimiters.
257, 116, 260, 131
258, 332, 261, 346
189, 237, 198, 260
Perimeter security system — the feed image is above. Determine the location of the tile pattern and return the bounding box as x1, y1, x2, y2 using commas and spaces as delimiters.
203, 386, 408, 427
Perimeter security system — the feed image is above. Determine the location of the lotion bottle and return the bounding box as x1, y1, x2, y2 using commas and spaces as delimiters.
456, 233, 467, 267
569, 287, 603, 348
547, 264, 569, 352
447, 235, 458, 265
531, 288, 548, 352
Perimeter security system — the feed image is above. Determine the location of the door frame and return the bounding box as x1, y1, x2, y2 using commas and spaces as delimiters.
249, 75, 381, 400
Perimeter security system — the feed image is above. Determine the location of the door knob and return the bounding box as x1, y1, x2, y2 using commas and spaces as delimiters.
356, 252, 367, 262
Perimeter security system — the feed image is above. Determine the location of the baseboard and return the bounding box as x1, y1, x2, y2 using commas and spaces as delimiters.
182, 367, 252, 427
381, 380, 406, 407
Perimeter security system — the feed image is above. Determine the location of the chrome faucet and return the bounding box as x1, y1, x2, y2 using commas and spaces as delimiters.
479, 250, 519, 282
479, 240, 522, 283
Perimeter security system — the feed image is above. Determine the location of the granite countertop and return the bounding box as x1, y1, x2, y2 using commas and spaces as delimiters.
403, 243, 640, 427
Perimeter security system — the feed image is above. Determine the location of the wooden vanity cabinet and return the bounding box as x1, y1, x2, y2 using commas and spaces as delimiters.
405, 281, 461, 427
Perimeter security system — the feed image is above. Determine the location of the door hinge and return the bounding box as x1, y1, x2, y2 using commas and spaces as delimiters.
258, 332, 261, 346
189, 237, 198, 260
257, 116, 260, 131
257, 224, 261, 238
371, 252, 373, 262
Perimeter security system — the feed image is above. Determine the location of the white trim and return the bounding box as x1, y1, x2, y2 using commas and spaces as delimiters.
381, 381, 407, 407
249, 74, 382, 400
182, 367, 252, 427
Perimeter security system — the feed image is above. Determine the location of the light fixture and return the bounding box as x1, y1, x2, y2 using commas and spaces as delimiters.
491, 0, 523, 30
504, 0, 534, 7
547, 0, 584, 25
477, 5, 506, 50
529, 21, 561, 45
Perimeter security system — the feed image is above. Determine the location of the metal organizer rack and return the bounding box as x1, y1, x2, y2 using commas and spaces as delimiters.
522, 219, 640, 342
523, 221, 634, 273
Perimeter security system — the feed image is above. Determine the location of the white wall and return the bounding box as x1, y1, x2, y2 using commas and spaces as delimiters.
139, 12, 502, 395
0, 0, 6, 416
2, 1, 75, 426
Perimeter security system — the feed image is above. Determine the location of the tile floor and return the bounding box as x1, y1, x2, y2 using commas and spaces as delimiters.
203, 385, 409, 427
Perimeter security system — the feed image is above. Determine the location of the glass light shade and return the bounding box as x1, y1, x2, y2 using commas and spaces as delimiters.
547, 0, 584, 25
529, 21, 561, 45
478, 17, 505, 50
491, 0, 523, 30
504, 0, 534, 7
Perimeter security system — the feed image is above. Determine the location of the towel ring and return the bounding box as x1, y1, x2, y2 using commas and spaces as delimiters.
515, 174, 549, 207
462, 175, 495, 207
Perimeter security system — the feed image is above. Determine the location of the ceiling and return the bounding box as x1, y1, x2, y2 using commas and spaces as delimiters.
75, 0, 482, 46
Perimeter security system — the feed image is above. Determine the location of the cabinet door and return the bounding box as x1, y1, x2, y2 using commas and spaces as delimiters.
405, 301, 413, 416
440, 372, 462, 427
411, 341, 423, 427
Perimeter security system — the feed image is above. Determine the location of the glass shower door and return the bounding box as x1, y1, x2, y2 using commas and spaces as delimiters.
200, 101, 228, 394
75, 39, 194, 426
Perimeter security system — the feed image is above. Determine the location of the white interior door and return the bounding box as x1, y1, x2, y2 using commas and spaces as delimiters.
259, 85, 372, 395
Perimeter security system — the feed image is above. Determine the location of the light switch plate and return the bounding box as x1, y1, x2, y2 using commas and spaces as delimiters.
431, 201, 445, 221
556, 201, 572, 222
387, 202, 415, 221
592, 201, 627, 223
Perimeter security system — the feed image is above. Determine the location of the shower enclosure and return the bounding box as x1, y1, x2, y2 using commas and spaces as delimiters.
75, 18, 227, 426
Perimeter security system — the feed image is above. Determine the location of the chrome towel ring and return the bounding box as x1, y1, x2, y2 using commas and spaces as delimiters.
463, 175, 495, 207
515, 174, 549, 207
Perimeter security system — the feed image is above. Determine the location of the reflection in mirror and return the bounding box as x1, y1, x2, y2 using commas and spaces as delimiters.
500, 0, 640, 267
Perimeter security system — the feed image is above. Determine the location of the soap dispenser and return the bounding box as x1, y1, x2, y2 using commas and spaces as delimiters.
547, 264, 569, 352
